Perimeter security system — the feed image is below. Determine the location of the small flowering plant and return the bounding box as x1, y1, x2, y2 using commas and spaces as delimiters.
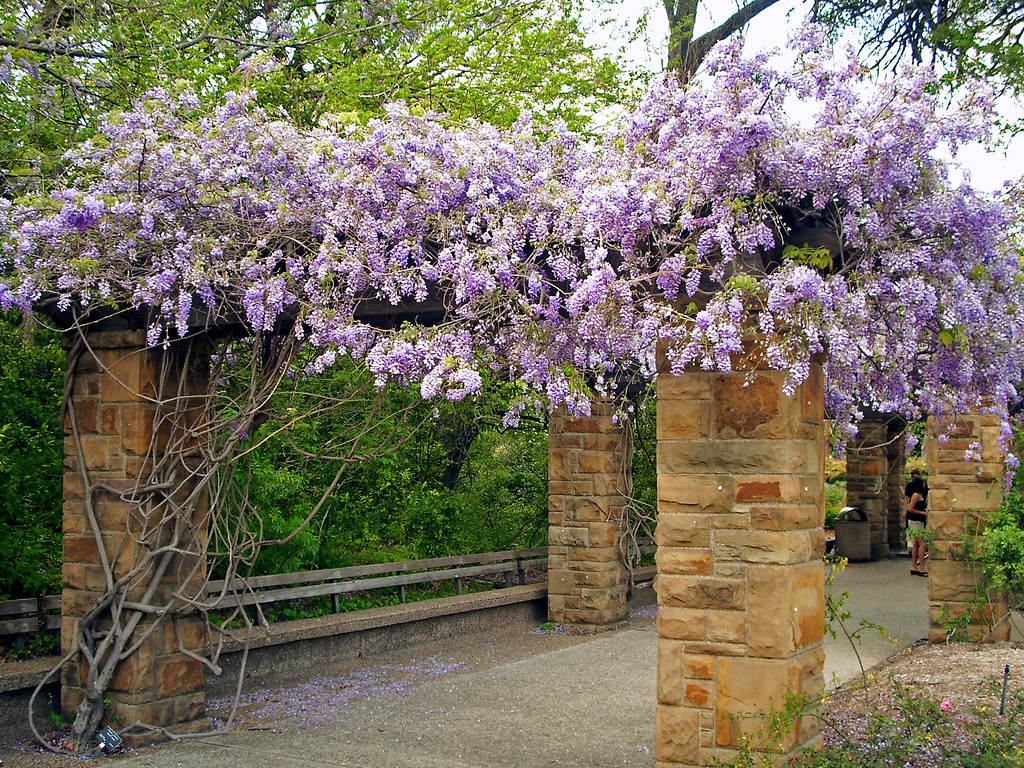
1, 24, 1022, 449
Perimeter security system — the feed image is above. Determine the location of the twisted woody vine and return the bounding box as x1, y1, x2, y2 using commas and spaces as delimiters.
2, 25, 1023, 752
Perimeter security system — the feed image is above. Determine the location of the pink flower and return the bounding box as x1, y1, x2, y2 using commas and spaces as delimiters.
940, 699, 952, 712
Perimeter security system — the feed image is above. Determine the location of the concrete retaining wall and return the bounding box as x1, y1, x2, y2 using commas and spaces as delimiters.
0, 585, 548, 741
210, 584, 548, 696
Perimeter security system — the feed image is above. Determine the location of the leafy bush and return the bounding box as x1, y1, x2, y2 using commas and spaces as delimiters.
824, 482, 846, 529
0, 312, 63, 599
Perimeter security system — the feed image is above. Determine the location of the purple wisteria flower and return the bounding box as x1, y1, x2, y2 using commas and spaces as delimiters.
1, 24, 1022, 453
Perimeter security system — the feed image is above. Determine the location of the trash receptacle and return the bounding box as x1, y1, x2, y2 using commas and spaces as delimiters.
834, 506, 871, 561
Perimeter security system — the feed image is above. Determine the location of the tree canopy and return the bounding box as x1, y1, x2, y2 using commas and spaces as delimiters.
0, 0, 628, 194
811, 0, 1024, 95
3, 27, 1021, 453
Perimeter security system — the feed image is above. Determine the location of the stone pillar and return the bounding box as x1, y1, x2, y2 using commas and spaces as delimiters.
547, 403, 631, 631
925, 415, 1010, 642
654, 364, 825, 767
885, 419, 907, 553
844, 415, 889, 559
62, 330, 208, 742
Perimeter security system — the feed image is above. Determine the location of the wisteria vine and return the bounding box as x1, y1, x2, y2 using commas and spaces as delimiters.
3, 29, 1021, 448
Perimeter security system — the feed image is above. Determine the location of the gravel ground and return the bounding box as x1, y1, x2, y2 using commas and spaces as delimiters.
2, 608, 1019, 768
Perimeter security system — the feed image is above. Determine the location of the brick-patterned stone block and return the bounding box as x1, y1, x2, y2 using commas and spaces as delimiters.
712, 373, 798, 439
926, 414, 1009, 643
657, 400, 711, 441
63, 332, 209, 738
656, 361, 824, 767
547, 403, 630, 629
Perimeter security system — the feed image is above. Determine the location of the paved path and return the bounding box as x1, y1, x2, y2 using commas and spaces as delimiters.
6, 557, 928, 768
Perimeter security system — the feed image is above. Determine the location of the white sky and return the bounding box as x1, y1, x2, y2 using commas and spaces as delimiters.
586, 0, 1022, 195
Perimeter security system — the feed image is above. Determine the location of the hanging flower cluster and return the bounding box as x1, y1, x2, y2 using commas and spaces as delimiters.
2, 27, 1022, 451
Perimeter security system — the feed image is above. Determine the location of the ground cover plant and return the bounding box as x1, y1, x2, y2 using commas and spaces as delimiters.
2, 21, 1024, 755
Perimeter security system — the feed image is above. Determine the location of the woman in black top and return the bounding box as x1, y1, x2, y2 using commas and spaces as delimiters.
905, 469, 928, 576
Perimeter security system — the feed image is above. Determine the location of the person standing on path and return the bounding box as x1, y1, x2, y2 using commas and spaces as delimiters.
905, 468, 928, 576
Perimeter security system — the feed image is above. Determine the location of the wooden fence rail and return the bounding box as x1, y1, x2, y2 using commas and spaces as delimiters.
0, 547, 550, 635
0, 596, 62, 636
0, 541, 655, 636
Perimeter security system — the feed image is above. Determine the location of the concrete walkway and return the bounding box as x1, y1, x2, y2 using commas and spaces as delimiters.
5, 558, 928, 768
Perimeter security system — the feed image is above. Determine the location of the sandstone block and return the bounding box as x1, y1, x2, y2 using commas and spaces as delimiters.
79, 435, 113, 471
684, 654, 714, 680
926, 488, 950, 513
576, 450, 619, 475
712, 374, 798, 439
716, 657, 801, 749
656, 374, 712, 402
548, 526, 589, 548
121, 402, 157, 456
716, 530, 812, 565
63, 536, 100, 565
66, 399, 99, 434
108, 647, 158, 694
927, 560, 980, 603
101, 349, 157, 403
683, 641, 745, 656
160, 657, 205, 697
71, 373, 101, 398
548, 448, 569, 481
588, 521, 622, 547
591, 472, 627, 497
734, 479, 781, 503
684, 682, 713, 708
563, 606, 627, 627
710, 513, 748, 530
658, 440, 815, 475
706, 610, 746, 644
799, 364, 823, 423
172, 691, 207, 724
575, 567, 624, 590
928, 510, 966, 540
656, 705, 700, 763
658, 475, 733, 515
548, 568, 574, 595
655, 514, 711, 548
657, 607, 706, 641
564, 496, 611, 523
658, 640, 684, 705
657, 575, 744, 610
749, 505, 821, 532
566, 546, 621, 563
949, 482, 1001, 512
658, 400, 710, 441
747, 563, 824, 658
656, 548, 713, 576
547, 594, 565, 620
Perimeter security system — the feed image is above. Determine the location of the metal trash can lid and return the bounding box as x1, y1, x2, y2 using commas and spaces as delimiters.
836, 506, 867, 521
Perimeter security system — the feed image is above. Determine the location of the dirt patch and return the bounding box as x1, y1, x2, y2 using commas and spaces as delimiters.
819, 641, 1024, 757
